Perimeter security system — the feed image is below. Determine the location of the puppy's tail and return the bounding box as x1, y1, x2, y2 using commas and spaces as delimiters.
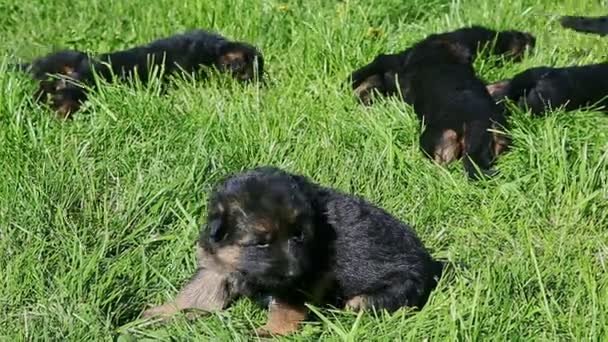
560, 15, 608, 36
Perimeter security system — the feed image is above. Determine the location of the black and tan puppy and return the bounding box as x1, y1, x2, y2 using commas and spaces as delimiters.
398, 39, 510, 179
560, 15, 608, 36
350, 25, 535, 105
79, 30, 264, 84
487, 63, 608, 115
17, 50, 91, 118
18, 30, 263, 117
143, 167, 444, 336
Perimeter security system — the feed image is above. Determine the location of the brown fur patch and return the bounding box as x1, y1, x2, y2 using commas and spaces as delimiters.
433, 129, 461, 164
214, 245, 242, 269
345, 295, 368, 311
220, 51, 245, 64
354, 74, 383, 105
218, 51, 255, 81
256, 298, 307, 336
143, 267, 232, 320
252, 218, 277, 233
55, 100, 79, 119
61, 65, 75, 76
486, 81, 510, 98
490, 123, 510, 156
196, 244, 240, 272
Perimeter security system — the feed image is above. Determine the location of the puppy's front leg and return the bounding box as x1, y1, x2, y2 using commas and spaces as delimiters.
143, 267, 234, 320
256, 298, 307, 336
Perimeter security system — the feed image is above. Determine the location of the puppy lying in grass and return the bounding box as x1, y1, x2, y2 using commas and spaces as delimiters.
487, 63, 608, 115
17, 30, 264, 118
143, 167, 444, 336
397, 38, 510, 180
350, 25, 535, 105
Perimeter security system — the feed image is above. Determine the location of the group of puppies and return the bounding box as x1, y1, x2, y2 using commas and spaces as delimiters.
351, 19, 608, 179
14, 16, 608, 180
10, 14, 608, 337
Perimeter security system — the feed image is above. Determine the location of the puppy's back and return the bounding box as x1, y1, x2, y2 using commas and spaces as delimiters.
320, 190, 440, 304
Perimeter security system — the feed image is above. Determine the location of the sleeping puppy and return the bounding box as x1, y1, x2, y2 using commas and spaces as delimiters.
560, 15, 608, 36
350, 25, 535, 105
18, 30, 264, 117
17, 50, 91, 118
143, 166, 444, 336
487, 63, 608, 115
79, 30, 264, 84
399, 39, 510, 179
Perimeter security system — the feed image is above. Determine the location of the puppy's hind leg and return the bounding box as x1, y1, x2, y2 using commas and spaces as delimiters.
345, 275, 439, 313
420, 127, 462, 165
486, 80, 512, 102
353, 74, 385, 105
143, 267, 236, 321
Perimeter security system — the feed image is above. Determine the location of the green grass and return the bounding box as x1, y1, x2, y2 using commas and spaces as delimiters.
1, 0, 607, 340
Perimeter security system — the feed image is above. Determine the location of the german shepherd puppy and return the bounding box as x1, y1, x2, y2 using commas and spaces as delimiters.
487, 63, 608, 115
18, 30, 264, 118
350, 25, 535, 105
143, 167, 444, 336
398, 39, 510, 179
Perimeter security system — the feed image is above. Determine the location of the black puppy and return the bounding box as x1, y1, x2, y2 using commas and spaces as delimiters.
350, 26, 535, 105
398, 39, 510, 179
18, 30, 264, 117
487, 63, 608, 115
143, 167, 444, 336
560, 15, 608, 36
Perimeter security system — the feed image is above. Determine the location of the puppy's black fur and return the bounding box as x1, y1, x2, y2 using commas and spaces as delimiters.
18, 30, 263, 117
143, 167, 443, 336
399, 39, 510, 179
488, 63, 608, 115
80, 30, 263, 84
349, 26, 535, 105
560, 15, 608, 36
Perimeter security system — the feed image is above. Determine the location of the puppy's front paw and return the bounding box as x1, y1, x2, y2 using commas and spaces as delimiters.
255, 322, 299, 337
142, 303, 178, 320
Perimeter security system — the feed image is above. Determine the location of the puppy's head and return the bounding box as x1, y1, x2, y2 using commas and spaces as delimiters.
217, 42, 264, 82
28, 50, 89, 80
495, 31, 536, 61
27, 50, 90, 118
199, 167, 316, 291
